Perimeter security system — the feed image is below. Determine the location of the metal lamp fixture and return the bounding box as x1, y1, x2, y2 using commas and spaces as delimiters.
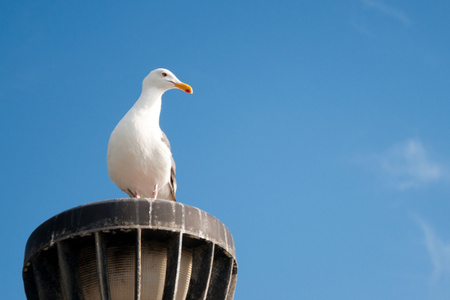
22, 199, 237, 300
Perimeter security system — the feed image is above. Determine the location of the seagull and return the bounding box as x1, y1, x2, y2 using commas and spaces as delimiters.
107, 68, 193, 201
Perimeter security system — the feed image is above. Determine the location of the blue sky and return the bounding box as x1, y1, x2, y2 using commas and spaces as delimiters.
2, 1, 450, 299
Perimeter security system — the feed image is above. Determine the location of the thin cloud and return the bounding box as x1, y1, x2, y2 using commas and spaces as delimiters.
380, 139, 443, 189
361, 0, 411, 26
354, 139, 446, 190
416, 218, 450, 298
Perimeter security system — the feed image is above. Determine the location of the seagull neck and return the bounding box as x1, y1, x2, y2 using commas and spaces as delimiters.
133, 87, 164, 127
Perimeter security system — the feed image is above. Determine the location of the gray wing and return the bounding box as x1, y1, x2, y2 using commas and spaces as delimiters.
161, 130, 177, 201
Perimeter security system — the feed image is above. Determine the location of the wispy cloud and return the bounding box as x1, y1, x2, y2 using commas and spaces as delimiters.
417, 218, 450, 299
380, 139, 443, 189
354, 139, 446, 190
361, 0, 411, 26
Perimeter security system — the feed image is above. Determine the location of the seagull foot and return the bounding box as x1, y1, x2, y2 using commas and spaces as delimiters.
134, 188, 141, 199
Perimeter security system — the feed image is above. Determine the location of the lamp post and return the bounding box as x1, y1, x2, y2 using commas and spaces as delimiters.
23, 199, 237, 300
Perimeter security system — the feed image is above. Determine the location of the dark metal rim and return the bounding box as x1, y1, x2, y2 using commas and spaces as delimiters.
23, 199, 237, 266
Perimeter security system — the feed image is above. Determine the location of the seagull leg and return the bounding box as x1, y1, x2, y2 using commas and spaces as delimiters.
134, 188, 141, 199
152, 183, 158, 199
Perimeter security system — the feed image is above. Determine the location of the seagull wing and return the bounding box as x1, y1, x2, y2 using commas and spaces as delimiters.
161, 130, 177, 201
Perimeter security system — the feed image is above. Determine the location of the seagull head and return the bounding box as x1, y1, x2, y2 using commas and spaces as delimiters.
143, 68, 193, 94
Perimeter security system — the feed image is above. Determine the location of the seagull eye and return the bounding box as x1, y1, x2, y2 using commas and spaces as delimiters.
162, 72, 167, 77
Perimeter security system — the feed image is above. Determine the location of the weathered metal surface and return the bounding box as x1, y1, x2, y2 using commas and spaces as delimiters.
23, 199, 238, 300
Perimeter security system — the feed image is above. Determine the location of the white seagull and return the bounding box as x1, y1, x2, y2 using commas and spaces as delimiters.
107, 68, 193, 201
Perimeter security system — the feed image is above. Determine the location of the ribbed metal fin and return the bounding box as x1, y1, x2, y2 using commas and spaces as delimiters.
95, 232, 110, 300
206, 250, 234, 300
135, 228, 142, 300
57, 240, 85, 300
31, 248, 63, 300
186, 243, 215, 300
163, 232, 182, 300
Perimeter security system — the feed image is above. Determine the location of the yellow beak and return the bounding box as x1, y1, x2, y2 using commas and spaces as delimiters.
173, 82, 193, 94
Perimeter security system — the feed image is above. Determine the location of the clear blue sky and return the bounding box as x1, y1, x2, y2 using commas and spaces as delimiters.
2, 1, 450, 299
